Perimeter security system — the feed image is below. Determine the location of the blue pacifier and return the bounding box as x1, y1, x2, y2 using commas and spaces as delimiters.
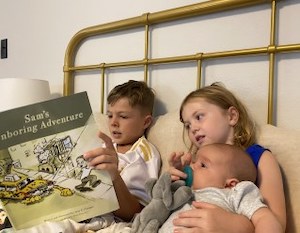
183, 165, 193, 187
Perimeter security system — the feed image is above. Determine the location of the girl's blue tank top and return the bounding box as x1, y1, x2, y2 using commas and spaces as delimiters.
246, 144, 268, 168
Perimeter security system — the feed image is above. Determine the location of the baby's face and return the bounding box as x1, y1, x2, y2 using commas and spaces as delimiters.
191, 145, 230, 190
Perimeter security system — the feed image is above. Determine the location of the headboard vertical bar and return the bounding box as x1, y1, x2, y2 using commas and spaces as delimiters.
144, 19, 150, 84
268, 53, 275, 125
270, 0, 277, 46
267, 0, 277, 125
100, 66, 105, 113
197, 54, 203, 89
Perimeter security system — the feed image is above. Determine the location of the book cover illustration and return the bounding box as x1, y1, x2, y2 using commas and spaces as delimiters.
0, 92, 119, 230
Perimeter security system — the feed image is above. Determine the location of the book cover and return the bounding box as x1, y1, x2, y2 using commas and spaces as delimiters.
0, 92, 119, 230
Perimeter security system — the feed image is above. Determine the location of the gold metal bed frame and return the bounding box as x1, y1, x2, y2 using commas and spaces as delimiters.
63, 0, 300, 124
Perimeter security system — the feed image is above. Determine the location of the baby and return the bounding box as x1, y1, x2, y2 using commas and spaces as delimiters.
159, 143, 282, 233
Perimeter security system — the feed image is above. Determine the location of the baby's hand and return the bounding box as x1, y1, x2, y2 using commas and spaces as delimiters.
168, 151, 192, 181
83, 131, 119, 180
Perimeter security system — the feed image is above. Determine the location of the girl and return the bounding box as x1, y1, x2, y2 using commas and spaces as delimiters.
168, 83, 286, 233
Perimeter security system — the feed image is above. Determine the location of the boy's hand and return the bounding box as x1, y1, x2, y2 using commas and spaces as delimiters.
168, 151, 192, 181
83, 131, 119, 181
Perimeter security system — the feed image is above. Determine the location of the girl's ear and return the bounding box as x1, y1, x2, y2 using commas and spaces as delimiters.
227, 106, 239, 126
143, 114, 153, 129
225, 178, 239, 188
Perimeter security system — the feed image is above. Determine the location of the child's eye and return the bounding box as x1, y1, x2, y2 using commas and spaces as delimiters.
200, 162, 207, 168
196, 113, 204, 121
120, 115, 129, 119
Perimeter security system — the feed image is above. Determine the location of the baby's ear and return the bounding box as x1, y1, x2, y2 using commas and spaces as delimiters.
225, 178, 239, 188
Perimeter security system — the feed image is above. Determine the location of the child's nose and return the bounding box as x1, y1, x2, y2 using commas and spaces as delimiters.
190, 124, 199, 134
110, 117, 119, 126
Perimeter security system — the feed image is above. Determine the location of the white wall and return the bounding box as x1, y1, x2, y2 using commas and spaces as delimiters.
0, 0, 300, 131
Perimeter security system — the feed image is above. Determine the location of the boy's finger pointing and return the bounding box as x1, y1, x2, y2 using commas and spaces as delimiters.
98, 131, 114, 150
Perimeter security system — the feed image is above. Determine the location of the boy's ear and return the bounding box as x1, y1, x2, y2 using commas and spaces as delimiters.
225, 178, 239, 188
227, 106, 239, 126
143, 114, 152, 129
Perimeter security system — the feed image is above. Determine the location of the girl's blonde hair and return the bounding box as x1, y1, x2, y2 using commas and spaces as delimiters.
179, 82, 256, 149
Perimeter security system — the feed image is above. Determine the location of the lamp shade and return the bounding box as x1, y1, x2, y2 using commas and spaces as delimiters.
0, 78, 51, 112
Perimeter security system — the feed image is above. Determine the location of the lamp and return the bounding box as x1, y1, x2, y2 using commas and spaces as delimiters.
0, 78, 51, 112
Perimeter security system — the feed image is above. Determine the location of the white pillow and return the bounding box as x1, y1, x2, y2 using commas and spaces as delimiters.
147, 111, 189, 174
257, 124, 300, 233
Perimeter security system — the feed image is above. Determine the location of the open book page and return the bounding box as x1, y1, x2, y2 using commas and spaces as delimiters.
0, 92, 119, 230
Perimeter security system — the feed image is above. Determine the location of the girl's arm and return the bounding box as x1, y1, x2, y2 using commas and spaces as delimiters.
251, 207, 283, 233
256, 150, 286, 231
173, 202, 254, 233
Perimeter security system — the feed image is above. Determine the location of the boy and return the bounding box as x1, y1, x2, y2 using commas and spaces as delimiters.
84, 80, 161, 222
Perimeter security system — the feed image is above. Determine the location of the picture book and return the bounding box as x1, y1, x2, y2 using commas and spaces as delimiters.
0, 92, 119, 230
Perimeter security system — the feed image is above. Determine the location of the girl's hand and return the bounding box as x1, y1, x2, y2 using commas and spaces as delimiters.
173, 202, 254, 233
168, 151, 192, 181
83, 131, 119, 181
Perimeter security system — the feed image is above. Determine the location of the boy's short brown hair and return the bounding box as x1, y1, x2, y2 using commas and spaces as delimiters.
107, 80, 155, 115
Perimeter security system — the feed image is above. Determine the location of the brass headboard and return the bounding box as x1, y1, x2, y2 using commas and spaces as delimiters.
63, 0, 300, 125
